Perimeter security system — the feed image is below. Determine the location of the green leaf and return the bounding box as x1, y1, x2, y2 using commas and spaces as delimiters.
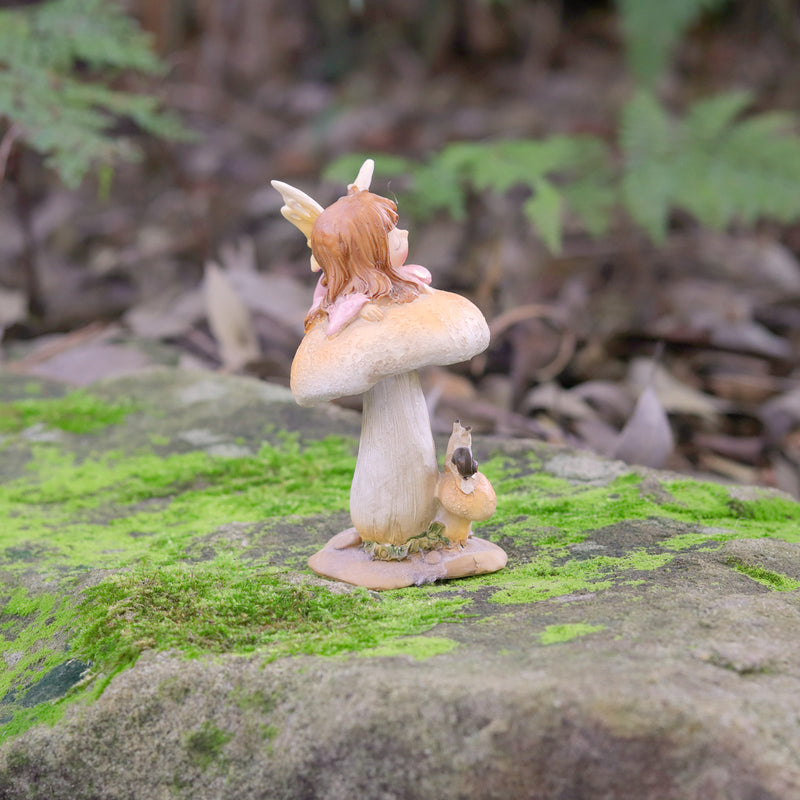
620, 91, 675, 240
616, 0, 730, 88
409, 160, 469, 220
322, 153, 413, 186
682, 91, 752, 143
0, 0, 191, 188
524, 178, 563, 252
326, 136, 614, 251
561, 178, 616, 238
620, 89, 800, 239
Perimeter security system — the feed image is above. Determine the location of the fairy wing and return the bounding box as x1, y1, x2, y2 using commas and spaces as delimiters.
270, 180, 324, 242
271, 159, 374, 273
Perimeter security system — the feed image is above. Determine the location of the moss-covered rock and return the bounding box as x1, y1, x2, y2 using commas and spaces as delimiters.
1, 368, 799, 799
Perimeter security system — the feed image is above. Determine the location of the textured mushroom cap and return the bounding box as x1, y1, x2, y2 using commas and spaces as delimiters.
291, 289, 490, 406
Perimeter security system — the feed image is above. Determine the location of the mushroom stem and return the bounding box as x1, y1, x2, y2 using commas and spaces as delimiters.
350, 371, 439, 546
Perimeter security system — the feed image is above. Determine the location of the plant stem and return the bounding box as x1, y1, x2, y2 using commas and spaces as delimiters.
9, 151, 44, 319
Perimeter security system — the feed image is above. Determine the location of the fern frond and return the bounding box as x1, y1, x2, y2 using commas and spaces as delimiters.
620, 91, 676, 239
439, 137, 614, 249
0, 0, 190, 188
523, 178, 563, 252
322, 153, 413, 186
621, 90, 800, 239
682, 91, 752, 143
329, 135, 615, 251
38, 0, 162, 72
409, 159, 469, 220
616, 0, 730, 87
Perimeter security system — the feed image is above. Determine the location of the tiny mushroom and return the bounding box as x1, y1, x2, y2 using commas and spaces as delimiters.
435, 420, 498, 545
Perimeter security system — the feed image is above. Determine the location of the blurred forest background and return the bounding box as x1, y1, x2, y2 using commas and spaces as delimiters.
1, 0, 800, 497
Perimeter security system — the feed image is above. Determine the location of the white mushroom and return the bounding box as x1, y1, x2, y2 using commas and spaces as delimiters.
292, 290, 489, 547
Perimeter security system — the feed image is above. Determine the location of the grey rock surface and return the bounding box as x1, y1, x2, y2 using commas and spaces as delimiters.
1, 368, 799, 799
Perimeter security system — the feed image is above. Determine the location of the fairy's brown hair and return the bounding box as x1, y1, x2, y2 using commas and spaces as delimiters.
306, 188, 420, 331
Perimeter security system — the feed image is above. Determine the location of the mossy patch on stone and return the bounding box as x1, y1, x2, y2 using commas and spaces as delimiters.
360, 635, 458, 660
184, 721, 233, 770
0, 434, 357, 574
479, 456, 800, 553
0, 390, 136, 435
0, 587, 77, 701
446, 549, 675, 605
71, 560, 467, 681
725, 558, 800, 591
539, 623, 605, 645
4, 371, 800, 756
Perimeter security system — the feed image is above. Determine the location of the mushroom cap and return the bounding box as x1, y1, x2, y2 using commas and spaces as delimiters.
291, 289, 490, 406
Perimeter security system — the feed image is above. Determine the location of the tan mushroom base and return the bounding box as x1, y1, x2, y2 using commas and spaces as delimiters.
307, 528, 507, 591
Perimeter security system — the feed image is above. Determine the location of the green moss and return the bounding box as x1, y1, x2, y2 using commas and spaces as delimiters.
185, 721, 232, 770
663, 481, 800, 543
4, 407, 800, 750
540, 623, 605, 645
0, 588, 76, 700
0, 431, 377, 744
726, 558, 800, 591
457, 455, 800, 607
232, 687, 278, 714
0, 390, 136, 434
0, 436, 356, 573
480, 550, 673, 605
0, 695, 75, 744
70, 559, 468, 681
5, 438, 798, 584
428, 545, 673, 605
477, 457, 800, 552
261, 724, 279, 741
360, 635, 458, 660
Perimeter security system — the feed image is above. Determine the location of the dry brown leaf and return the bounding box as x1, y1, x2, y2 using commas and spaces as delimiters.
661, 277, 751, 332
0, 286, 26, 329
696, 233, 800, 295
218, 238, 257, 273
710, 321, 792, 360
759, 389, 800, 442
5, 322, 109, 373
692, 433, 763, 464
211, 236, 310, 336
203, 261, 260, 371
226, 270, 310, 336
571, 380, 635, 424
477, 374, 514, 411
613, 385, 674, 469
423, 366, 489, 434
768, 450, 800, 498
697, 452, 759, 485
124, 288, 205, 339
573, 416, 620, 458
706, 372, 780, 406
628, 358, 727, 420
522, 381, 596, 421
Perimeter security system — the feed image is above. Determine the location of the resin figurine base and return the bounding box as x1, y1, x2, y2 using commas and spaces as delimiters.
308, 528, 508, 591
